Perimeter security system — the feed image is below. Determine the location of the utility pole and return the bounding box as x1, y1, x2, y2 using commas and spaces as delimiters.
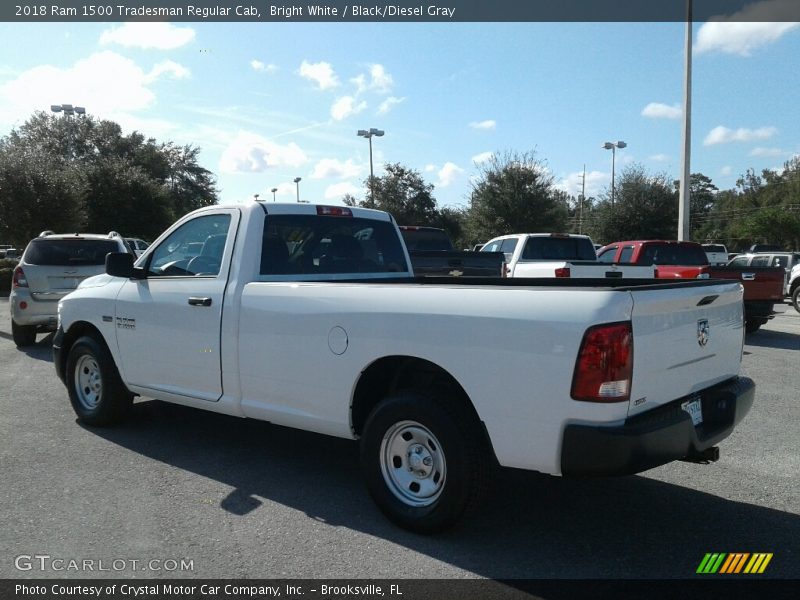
678, 0, 693, 241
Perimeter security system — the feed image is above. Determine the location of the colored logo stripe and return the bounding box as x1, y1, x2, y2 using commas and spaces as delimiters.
697, 553, 773, 574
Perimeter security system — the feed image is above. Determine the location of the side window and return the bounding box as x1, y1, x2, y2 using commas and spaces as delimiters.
618, 246, 635, 263
597, 246, 618, 263
751, 256, 770, 267
481, 240, 502, 253
729, 256, 749, 267
260, 215, 409, 276
148, 214, 231, 277
500, 238, 519, 263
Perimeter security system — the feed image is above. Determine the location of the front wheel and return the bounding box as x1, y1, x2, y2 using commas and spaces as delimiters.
66, 335, 132, 426
360, 390, 492, 533
11, 320, 36, 347
792, 286, 800, 314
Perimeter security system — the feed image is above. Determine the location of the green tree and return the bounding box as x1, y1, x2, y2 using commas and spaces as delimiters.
366, 163, 439, 225
465, 151, 569, 243
591, 165, 678, 242
0, 111, 218, 245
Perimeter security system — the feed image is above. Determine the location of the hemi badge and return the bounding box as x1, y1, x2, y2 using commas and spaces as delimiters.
102, 316, 113, 323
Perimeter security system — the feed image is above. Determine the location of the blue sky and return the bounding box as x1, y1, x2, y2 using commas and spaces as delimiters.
1, 15, 799, 210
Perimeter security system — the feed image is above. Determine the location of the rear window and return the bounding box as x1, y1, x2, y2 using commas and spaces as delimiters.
640, 243, 709, 266
521, 237, 596, 261
23, 238, 120, 266
399, 228, 453, 252
703, 245, 726, 253
260, 215, 409, 276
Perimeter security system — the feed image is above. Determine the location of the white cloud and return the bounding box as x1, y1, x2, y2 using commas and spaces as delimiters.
144, 60, 190, 83
696, 0, 800, 57
219, 131, 308, 174
704, 125, 778, 146
649, 154, 670, 162
299, 60, 339, 90
330, 96, 367, 121
368, 64, 393, 94
99, 23, 195, 50
378, 96, 404, 115
424, 164, 437, 173
311, 158, 363, 179
557, 170, 608, 198
749, 147, 784, 157
641, 102, 682, 119
0, 51, 189, 127
324, 181, 360, 200
251, 60, 277, 73
469, 120, 496, 131
471, 151, 494, 164
350, 74, 367, 94
721, 166, 733, 176
438, 162, 464, 187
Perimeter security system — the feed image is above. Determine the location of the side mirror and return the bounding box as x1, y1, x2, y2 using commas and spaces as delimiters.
106, 252, 141, 278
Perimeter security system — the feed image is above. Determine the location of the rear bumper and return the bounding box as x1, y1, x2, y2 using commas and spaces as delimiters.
561, 377, 755, 476
10, 289, 60, 329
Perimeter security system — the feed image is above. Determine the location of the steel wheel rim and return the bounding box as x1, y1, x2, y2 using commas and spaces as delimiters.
380, 420, 447, 507
75, 355, 102, 410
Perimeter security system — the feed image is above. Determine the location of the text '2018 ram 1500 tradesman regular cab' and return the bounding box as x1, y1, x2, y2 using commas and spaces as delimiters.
53, 203, 755, 533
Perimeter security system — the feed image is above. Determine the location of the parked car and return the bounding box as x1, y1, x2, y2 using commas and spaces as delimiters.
597, 240, 711, 279
9, 231, 132, 347
789, 264, 800, 313
398, 226, 504, 277
748, 244, 783, 253
702, 243, 729, 266
482, 233, 654, 278
125, 238, 150, 258
53, 202, 754, 533
727, 252, 800, 297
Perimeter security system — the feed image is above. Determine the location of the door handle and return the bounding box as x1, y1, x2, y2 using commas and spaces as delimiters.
741, 273, 756, 281
188, 297, 212, 307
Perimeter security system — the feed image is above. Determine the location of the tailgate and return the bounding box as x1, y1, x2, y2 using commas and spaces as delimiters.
627, 281, 743, 417
709, 266, 784, 301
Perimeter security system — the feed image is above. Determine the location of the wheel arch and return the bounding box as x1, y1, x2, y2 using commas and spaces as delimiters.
350, 355, 495, 457
59, 321, 114, 382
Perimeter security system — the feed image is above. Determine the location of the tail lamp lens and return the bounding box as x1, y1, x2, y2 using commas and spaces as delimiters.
571, 322, 633, 402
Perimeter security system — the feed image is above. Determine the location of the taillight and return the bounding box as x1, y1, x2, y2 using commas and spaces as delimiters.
571, 322, 633, 403
317, 206, 352, 217
555, 267, 571, 278
12, 266, 28, 288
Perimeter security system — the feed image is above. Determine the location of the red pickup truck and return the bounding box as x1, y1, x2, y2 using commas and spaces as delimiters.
598, 240, 784, 332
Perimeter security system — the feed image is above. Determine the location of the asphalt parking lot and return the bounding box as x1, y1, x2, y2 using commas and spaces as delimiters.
0, 298, 797, 581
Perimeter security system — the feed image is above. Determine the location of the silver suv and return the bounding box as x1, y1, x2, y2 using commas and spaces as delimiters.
10, 231, 131, 347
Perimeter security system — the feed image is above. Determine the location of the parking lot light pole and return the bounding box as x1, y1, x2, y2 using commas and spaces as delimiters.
51, 104, 86, 159
271, 187, 278, 202
293, 177, 301, 202
602, 141, 626, 208
357, 128, 384, 208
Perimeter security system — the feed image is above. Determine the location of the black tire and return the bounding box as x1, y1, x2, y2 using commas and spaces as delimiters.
360, 389, 493, 534
11, 320, 36, 347
65, 335, 132, 426
792, 285, 800, 314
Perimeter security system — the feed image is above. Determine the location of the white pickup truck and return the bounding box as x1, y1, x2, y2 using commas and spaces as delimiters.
481, 233, 655, 278
54, 203, 755, 533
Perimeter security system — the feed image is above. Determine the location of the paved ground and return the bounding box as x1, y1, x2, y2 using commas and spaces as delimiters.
0, 298, 797, 580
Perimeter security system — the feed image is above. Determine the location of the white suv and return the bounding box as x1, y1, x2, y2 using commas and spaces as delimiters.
10, 231, 131, 347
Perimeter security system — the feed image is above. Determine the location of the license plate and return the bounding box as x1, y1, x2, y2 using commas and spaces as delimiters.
681, 397, 703, 426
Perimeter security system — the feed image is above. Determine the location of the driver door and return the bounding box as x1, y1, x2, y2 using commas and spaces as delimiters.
114, 210, 239, 402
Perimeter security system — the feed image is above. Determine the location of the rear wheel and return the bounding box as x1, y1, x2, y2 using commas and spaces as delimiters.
11, 320, 36, 347
66, 335, 132, 426
360, 389, 493, 533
